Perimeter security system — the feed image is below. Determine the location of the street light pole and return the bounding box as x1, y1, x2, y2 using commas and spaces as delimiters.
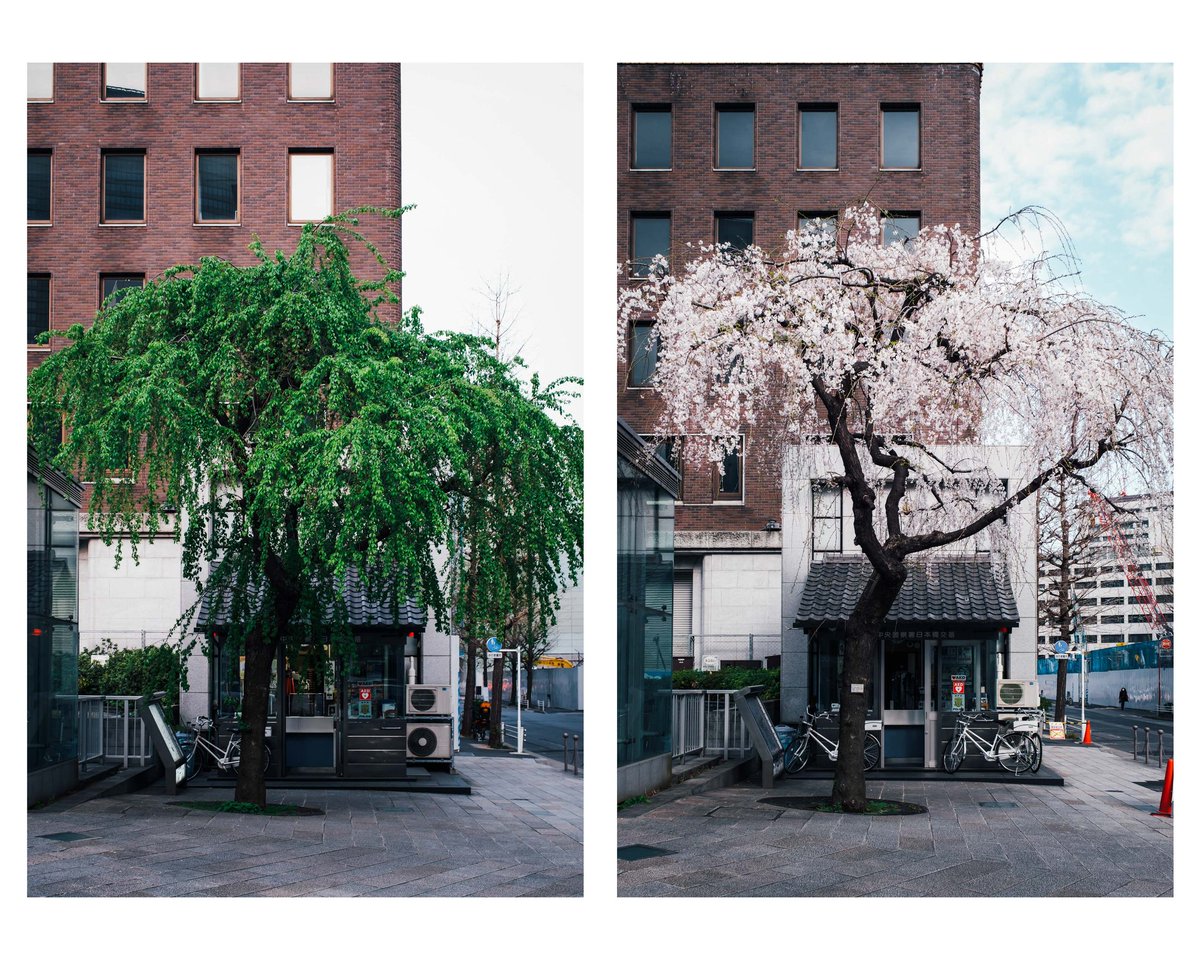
501, 647, 524, 754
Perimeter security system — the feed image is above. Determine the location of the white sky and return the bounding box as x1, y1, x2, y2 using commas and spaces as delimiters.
400, 64, 584, 414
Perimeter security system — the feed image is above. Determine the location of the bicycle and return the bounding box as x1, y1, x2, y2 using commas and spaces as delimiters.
183, 716, 270, 782
998, 707, 1044, 773
941, 711, 1036, 775
783, 708, 881, 774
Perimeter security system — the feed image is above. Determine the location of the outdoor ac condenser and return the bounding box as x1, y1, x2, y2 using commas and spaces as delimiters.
406, 720, 452, 760
996, 679, 1039, 710
406, 684, 451, 716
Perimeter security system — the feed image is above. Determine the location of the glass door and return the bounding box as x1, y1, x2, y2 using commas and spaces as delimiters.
929, 641, 981, 766
341, 637, 406, 778
882, 634, 924, 767
283, 644, 337, 774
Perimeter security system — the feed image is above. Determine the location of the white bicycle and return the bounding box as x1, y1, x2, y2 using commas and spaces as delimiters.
942, 711, 1037, 775
783, 708, 881, 774
183, 716, 270, 781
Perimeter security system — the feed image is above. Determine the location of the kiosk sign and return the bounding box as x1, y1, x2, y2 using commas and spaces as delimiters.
951, 674, 967, 711
359, 687, 372, 701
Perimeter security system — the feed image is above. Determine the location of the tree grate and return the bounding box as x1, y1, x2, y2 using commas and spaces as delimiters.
979, 802, 1018, 809
37, 832, 94, 842
618, 844, 676, 861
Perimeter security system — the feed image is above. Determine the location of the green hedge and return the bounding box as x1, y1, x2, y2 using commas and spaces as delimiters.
673, 667, 780, 701
78, 639, 189, 722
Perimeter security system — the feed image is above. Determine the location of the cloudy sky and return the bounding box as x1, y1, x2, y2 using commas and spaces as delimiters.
980, 63, 1173, 336
400, 64, 584, 415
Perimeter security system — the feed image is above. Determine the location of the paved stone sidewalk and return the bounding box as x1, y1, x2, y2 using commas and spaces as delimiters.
618, 740, 1172, 897
28, 750, 581, 897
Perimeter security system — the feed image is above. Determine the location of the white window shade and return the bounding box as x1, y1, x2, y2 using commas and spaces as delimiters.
290, 62, 333, 99
289, 153, 333, 222
28, 63, 53, 100
197, 63, 239, 99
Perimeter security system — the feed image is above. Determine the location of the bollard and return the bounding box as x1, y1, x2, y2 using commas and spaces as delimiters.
563, 732, 569, 772
573, 734, 580, 776
1145, 726, 1151, 765
1158, 728, 1164, 768
1132, 725, 1139, 761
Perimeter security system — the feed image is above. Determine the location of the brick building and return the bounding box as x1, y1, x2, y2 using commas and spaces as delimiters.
617, 63, 984, 677
25, 63, 463, 779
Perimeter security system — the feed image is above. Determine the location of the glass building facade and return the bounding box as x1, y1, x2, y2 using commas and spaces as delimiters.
617, 421, 679, 792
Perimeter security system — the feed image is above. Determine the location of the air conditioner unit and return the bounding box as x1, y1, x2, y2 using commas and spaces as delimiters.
996, 679, 1038, 709
406, 684, 451, 716
406, 720, 452, 761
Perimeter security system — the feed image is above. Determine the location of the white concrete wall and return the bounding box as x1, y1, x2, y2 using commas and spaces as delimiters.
78, 537, 187, 651
544, 573, 584, 661
1040, 667, 1173, 710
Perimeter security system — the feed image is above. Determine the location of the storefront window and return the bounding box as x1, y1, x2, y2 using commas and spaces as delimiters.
343, 637, 403, 721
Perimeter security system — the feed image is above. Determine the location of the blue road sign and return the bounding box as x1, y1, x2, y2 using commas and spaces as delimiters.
1054, 640, 1069, 654
486, 637, 501, 653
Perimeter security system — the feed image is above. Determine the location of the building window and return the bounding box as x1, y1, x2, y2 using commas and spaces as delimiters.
100, 275, 145, 308
28, 150, 52, 224
195, 151, 240, 223
712, 438, 744, 501
102, 63, 147, 101
882, 212, 920, 246
632, 105, 671, 170
629, 322, 659, 387
288, 151, 334, 223
1100, 615, 1126, 625
1158, 576, 1173, 586
812, 483, 843, 556
631, 213, 670, 278
28, 275, 50, 345
28, 63, 53, 101
799, 105, 837, 169
196, 63, 241, 101
288, 63, 334, 101
881, 104, 920, 169
1156, 562, 1173, 570
715, 104, 754, 169
799, 211, 838, 242
1100, 579, 1124, 589
102, 152, 146, 223
1101, 596, 1124, 606
715, 212, 754, 253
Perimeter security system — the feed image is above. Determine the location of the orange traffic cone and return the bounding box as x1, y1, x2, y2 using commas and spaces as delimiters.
1082, 721, 1094, 746
1152, 759, 1173, 818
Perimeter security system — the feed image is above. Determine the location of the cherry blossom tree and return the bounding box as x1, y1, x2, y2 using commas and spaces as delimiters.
620, 204, 1172, 811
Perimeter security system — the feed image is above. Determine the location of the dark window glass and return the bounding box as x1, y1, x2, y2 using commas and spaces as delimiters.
631, 214, 670, 277
28, 275, 50, 343
882, 214, 920, 246
28, 151, 51, 221
799, 212, 838, 241
716, 444, 742, 497
197, 153, 238, 221
716, 213, 754, 252
103, 63, 146, 100
716, 105, 754, 169
882, 105, 920, 168
101, 275, 144, 306
800, 106, 837, 168
633, 107, 671, 169
629, 322, 659, 386
103, 153, 145, 222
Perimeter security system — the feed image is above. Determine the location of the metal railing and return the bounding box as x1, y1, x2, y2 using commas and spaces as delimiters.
77, 695, 155, 770
675, 633, 782, 666
671, 689, 754, 761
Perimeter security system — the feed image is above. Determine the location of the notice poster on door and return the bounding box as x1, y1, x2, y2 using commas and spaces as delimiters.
951, 675, 967, 711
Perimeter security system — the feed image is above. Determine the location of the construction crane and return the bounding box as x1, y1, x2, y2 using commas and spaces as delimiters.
1087, 491, 1171, 650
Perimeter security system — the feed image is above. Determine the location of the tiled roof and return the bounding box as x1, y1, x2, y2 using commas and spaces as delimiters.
196, 567, 426, 631
794, 556, 1019, 627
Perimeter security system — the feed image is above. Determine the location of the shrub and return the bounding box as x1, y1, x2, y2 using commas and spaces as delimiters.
672, 666, 780, 701
78, 639, 189, 722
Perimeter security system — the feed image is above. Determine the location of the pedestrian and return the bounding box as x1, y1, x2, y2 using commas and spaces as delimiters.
1119, 687, 1129, 711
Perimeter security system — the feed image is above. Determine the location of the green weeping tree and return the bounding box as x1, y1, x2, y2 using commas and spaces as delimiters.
28, 209, 583, 808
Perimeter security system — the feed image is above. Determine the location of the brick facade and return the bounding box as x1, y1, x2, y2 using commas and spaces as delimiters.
617, 63, 982, 535
28, 62, 402, 379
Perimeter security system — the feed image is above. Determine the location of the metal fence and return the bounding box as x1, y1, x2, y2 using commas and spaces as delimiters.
671, 689, 754, 761
675, 634, 782, 667
77, 696, 155, 770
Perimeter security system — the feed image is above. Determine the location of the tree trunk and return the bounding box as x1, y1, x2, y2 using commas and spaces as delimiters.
832, 569, 905, 812
462, 638, 477, 738
488, 654, 505, 748
234, 630, 277, 808
1054, 658, 1068, 723
509, 651, 518, 706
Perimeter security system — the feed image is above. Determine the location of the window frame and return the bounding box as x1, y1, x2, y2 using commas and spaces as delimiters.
99, 274, 146, 310
881, 212, 921, 247
194, 150, 242, 225
715, 211, 755, 254
194, 63, 242, 103
631, 104, 672, 171
101, 63, 148, 102
287, 149, 336, 225
287, 63, 335, 102
630, 212, 671, 279
880, 103, 921, 170
812, 482, 844, 557
27, 274, 51, 349
28, 63, 54, 102
28, 149, 53, 226
798, 211, 838, 244
714, 103, 755, 171
628, 320, 659, 389
100, 150, 147, 225
798, 103, 839, 170
711, 436, 745, 503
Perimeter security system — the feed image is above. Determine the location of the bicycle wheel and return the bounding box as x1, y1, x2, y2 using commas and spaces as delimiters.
783, 734, 811, 774
942, 735, 965, 773
862, 733, 881, 772
227, 741, 271, 774
997, 733, 1036, 774
185, 741, 203, 782
1027, 733, 1043, 773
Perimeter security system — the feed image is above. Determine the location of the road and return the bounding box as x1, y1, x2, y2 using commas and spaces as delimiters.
1057, 704, 1172, 756
501, 709, 584, 767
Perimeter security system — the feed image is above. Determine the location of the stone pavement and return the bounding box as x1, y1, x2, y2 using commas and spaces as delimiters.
618, 739, 1172, 897
28, 747, 581, 897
